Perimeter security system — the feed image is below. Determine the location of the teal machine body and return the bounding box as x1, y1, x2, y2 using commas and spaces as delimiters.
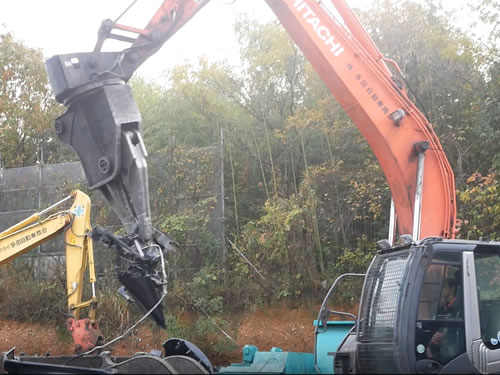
218, 320, 354, 374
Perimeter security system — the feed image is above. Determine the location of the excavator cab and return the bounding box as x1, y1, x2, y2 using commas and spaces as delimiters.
334, 237, 500, 374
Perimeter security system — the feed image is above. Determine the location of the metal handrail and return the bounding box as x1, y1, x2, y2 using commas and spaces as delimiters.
313, 272, 366, 374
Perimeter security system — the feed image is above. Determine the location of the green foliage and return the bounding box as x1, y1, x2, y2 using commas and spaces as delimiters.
457, 172, 500, 240
96, 285, 142, 337
0, 33, 70, 167
472, 61, 500, 174
239, 192, 320, 292
0, 253, 147, 339
188, 266, 224, 315
329, 236, 377, 276
157, 197, 220, 269
0, 261, 64, 323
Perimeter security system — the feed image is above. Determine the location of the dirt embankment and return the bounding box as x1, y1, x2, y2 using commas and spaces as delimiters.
0, 303, 358, 365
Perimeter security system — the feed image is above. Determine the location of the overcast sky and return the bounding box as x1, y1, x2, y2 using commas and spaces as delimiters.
0, 0, 276, 79
0, 0, 476, 80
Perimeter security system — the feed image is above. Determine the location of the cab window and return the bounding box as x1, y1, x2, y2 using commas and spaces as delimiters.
415, 252, 465, 365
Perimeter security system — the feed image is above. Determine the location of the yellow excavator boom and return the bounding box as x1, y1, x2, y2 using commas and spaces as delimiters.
0, 190, 101, 352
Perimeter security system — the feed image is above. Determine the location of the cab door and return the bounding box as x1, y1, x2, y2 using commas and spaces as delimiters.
466, 246, 500, 373
414, 252, 467, 373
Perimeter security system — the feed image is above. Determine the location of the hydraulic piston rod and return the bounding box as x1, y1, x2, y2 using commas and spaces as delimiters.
412, 141, 429, 241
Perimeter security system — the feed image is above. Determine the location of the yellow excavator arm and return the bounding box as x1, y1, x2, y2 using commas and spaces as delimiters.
0, 190, 101, 352
0, 210, 71, 265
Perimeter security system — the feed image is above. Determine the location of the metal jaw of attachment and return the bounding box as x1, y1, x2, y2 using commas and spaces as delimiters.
91, 225, 178, 329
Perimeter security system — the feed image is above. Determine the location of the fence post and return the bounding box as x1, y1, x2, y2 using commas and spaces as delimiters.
220, 127, 226, 266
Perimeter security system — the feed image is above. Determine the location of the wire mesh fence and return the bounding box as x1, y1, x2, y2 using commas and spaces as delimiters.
0, 145, 224, 280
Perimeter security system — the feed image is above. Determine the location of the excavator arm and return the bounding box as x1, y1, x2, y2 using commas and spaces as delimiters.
0, 190, 102, 352
45, 0, 455, 242
265, 0, 456, 239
